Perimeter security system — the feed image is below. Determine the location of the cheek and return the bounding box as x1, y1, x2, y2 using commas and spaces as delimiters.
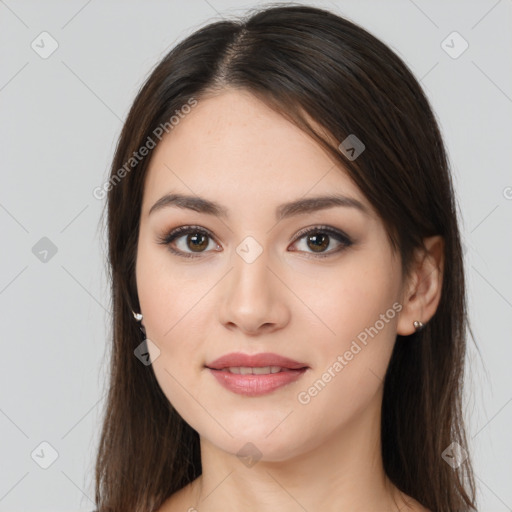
135, 239, 218, 409
294, 298, 398, 438
290, 248, 401, 351
289, 253, 400, 413
136, 236, 214, 346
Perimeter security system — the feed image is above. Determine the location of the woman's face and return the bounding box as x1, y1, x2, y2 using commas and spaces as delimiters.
136, 89, 407, 461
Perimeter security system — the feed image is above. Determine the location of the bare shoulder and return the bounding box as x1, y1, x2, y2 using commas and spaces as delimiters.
413, 503, 431, 512
400, 494, 431, 512
409, 502, 431, 512
154, 494, 182, 512
155, 482, 197, 512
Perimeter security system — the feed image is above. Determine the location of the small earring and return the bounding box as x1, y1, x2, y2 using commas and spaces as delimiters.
413, 320, 424, 331
132, 311, 146, 337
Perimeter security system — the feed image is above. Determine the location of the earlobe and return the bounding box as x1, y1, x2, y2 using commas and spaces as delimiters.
132, 310, 147, 335
397, 235, 444, 336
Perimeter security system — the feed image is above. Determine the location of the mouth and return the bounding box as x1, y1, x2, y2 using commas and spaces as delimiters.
205, 351, 309, 371
211, 366, 304, 374
205, 352, 309, 396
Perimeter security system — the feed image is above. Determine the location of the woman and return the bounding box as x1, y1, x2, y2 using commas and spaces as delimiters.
95, 5, 477, 511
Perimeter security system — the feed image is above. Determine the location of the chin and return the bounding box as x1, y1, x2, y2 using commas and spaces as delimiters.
199, 420, 311, 464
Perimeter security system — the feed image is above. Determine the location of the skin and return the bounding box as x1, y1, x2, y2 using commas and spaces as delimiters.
135, 89, 442, 512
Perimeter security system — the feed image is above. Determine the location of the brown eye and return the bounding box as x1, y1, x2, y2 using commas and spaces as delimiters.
157, 226, 219, 258
291, 226, 353, 258
306, 233, 330, 252
186, 232, 209, 252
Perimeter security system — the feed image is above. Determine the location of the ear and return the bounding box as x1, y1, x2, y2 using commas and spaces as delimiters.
397, 235, 444, 336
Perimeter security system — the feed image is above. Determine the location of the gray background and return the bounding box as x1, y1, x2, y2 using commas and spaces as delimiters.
1, 0, 511, 510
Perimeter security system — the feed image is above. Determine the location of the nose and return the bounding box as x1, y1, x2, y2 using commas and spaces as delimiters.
217, 246, 291, 336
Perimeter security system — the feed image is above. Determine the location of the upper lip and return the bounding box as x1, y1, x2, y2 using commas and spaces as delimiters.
206, 352, 308, 370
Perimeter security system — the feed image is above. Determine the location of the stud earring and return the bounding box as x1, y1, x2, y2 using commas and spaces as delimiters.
413, 320, 424, 331
132, 310, 146, 336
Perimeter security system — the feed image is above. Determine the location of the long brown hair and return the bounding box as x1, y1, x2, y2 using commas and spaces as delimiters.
95, 4, 477, 511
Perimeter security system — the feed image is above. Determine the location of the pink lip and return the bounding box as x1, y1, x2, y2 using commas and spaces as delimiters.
206, 352, 308, 370
205, 352, 309, 397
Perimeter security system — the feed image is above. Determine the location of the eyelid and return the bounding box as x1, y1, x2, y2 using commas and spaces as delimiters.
290, 224, 351, 244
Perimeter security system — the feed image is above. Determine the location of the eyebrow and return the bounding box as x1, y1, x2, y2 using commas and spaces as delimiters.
148, 192, 369, 221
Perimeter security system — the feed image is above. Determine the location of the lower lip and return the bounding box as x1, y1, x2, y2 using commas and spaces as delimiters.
207, 368, 308, 396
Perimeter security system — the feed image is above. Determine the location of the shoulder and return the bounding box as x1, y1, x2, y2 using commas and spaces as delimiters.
396, 490, 431, 512
403, 497, 431, 512
155, 483, 196, 512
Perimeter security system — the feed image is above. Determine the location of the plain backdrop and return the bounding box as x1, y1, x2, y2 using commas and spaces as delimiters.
1, 1, 511, 510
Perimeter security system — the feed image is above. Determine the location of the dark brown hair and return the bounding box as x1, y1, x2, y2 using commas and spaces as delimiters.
96, 4, 477, 511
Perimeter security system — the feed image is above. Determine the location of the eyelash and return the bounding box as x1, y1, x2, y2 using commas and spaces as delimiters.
156, 224, 353, 259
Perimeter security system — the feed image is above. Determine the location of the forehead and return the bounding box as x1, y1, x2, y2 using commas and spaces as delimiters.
142, 89, 370, 214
